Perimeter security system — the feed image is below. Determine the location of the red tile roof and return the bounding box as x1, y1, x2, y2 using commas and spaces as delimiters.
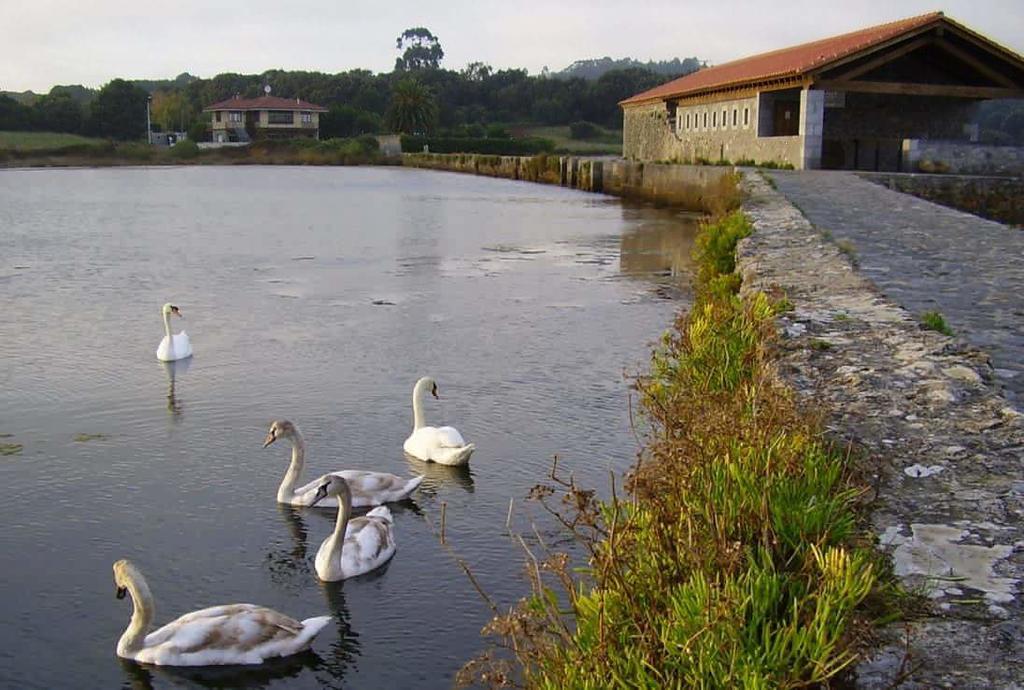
204, 95, 328, 112
621, 12, 946, 105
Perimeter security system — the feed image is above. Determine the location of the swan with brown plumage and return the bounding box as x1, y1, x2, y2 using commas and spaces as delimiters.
112, 559, 330, 666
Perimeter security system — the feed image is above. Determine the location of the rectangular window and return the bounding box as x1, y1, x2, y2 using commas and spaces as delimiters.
268, 110, 294, 125
301, 112, 312, 124
215, 111, 222, 123
722, 109, 727, 128
733, 108, 738, 127
712, 111, 717, 128
744, 107, 750, 127
703, 111, 707, 128
228, 111, 242, 123
685, 113, 690, 130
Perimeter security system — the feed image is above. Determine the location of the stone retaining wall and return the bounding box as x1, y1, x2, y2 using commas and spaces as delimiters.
402, 153, 737, 210
904, 139, 1024, 176
861, 171, 1024, 226
738, 172, 1023, 688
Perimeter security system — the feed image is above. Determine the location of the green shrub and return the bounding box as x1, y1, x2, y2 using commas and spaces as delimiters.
485, 124, 509, 139
400, 135, 555, 155
356, 134, 379, 155
694, 210, 752, 287
921, 310, 954, 335
187, 120, 208, 143
169, 139, 199, 159
568, 120, 600, 140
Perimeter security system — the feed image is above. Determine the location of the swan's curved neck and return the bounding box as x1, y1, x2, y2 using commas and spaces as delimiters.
412, 380, 429, 431
118, 575, 154, 657
162, 309, 172, 338
277, 430, 306, 502
325, 487, 352, 560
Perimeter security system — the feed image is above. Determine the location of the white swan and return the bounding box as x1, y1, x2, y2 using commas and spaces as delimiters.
309, 475, 396, 581
403, 377, 475, 466
156, 303, 192, 362
112, 559, 331, 666
263, 420, 423, 508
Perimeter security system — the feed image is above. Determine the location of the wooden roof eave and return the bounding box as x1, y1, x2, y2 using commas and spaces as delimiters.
621, 74, 809, 108
810, 17, 1024, 88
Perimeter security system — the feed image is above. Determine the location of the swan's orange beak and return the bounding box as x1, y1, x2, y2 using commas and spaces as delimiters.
263, 432, 276, 448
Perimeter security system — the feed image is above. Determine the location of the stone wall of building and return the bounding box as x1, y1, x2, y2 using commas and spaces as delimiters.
623, 96, 804, 168
903, 139, 1024, 176
622, 101, 678, 162
862, 171, 1024, 225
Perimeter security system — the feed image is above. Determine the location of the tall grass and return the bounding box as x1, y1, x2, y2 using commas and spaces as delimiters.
463, 202, 886, 688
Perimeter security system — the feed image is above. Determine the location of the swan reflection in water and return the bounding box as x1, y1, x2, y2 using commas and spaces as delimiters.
267, 505, 363, 683
160, 357, 192, 420
119, 650, 321, 689
404, 452, 475, 495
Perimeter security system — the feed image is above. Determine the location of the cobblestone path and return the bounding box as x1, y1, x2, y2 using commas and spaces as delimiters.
767, 170, 1024, 401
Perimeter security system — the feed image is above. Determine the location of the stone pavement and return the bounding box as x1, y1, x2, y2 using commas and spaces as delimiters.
766, 170, 1024, 402
739, 172, 1023, 689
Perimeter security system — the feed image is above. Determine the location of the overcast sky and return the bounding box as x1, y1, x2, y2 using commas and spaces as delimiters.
3, 0, 1023, 93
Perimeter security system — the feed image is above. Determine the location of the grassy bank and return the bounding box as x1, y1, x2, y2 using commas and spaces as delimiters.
0, 136, 384, 167
465, 195, 888, 687
0, 131, 107, 150
510, 124, 622, 155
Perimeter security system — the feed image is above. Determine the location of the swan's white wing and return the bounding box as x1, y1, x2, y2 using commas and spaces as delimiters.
318, 511, 396, 580
156, 332, 192, 362
343, 516, 395, 576
404, 426, 473, 464
435, 426, 467, 447
138, 604, 326, 666
292, 471, 421, 508
172, 331, 192, 359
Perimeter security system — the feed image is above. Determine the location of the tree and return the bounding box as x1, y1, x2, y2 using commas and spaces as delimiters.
321, 104, 383, 138
386, 78, 438, 134
0, 94, 33, 130
151, 90, 193, 132
86, 79, 150, 139
32, 91, 83, 132
395, 27, 444, 71
461, 62, 492, 82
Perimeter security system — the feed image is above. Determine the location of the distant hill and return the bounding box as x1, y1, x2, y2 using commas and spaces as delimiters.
130, 72, 198, 94
1, 90, 38, 105
553, 57, 703, 81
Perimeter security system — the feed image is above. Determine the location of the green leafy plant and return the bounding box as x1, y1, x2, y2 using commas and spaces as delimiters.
921, 310, 954, 336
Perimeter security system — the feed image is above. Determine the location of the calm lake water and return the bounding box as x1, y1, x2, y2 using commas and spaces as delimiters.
0, 166, 697, 689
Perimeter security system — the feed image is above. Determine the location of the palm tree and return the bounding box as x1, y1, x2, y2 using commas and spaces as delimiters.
386, 78, 439, 135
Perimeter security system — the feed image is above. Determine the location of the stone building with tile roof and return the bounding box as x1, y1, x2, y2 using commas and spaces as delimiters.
203, 94, 328, 143
620, 12, 1024, 170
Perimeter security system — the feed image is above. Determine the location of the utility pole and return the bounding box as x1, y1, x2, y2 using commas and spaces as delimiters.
146, 95, 152, 144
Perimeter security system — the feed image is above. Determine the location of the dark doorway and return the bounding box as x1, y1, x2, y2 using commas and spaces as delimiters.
773, 101, 799, 136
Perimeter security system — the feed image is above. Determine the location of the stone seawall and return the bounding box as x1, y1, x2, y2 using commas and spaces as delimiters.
738, 172, 1023, 688
861, 171, 1024, 226
401, 153, 736, 211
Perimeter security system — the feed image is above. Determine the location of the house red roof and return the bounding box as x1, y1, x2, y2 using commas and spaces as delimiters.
204, 95, 328, 112
621, 12, 947, 105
